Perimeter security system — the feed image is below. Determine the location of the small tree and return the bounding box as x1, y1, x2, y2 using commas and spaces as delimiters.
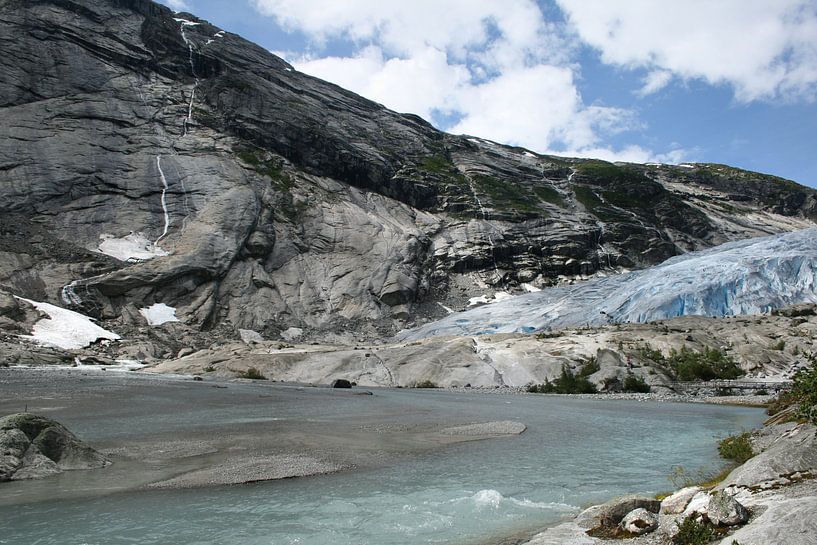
792, 353, 817, 426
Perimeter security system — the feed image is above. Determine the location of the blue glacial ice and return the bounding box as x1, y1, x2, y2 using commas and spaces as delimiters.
402, 228, 817, 340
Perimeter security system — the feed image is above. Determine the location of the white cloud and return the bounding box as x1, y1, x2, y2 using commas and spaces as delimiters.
557, 0, 817, 103
264, 0, 656, 162
159, 0, 190, 11
637, 70, 674, 97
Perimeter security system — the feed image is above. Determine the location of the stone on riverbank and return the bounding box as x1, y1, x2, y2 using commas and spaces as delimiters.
0, 413, 109, 481
575, 495, 660, 533
660, 486, 701, 514
620, 507, 658, 535
707, 491, 749, 526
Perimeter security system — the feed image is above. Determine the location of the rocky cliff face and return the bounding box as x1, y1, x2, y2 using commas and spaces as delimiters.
1, 0, 816, 344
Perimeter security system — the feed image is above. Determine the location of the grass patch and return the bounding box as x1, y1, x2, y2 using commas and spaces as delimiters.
718, 432, 754, 464
238, 367, 267, 380
532, 185, 566, 207
472, 174, 543, 215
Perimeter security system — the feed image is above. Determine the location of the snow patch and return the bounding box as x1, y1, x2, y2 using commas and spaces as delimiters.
521, 283, 542, 293
98, 232, 169, 262
17, 298, 120, 350
140, 303, 179, 326
679, 163, 695, 169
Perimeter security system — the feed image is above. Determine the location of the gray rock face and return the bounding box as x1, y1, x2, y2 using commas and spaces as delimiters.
0, 0, 815, 345
718, 496, 817, 545
619, 507, 658, 535
0, 413, 109, 481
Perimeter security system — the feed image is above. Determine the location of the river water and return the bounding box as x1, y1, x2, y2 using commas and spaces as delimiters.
0, 378, 764, 545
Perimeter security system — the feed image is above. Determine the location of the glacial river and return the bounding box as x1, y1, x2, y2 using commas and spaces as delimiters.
0, 374, 764, 545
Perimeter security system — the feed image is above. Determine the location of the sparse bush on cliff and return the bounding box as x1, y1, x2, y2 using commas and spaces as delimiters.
239, 367, 267, 380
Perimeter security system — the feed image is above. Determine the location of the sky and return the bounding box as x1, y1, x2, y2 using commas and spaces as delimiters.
159, 0, 817, 188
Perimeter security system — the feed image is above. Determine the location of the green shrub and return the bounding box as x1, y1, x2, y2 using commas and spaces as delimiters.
528, 364, 597, 394
718, 432, 754, 463
414, 380, 439, 388
622, 374, 651, 393
770, 340, 786, 351
578, 357, 599, 377
239, 367, 267, 380
792, 353, 817, 426
673, 516, 715, 545
668, 347, 743, 381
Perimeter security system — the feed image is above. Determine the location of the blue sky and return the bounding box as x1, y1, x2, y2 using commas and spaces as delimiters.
160, 0, 817, 188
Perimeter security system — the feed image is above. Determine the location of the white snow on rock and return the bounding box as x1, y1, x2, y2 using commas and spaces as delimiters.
98, 232, 169, 262
139, 303, 180, 326
17, 298, 120, 350
403, 228, 817, 340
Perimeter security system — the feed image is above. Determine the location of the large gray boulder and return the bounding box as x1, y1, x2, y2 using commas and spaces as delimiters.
575, 495, 660, 532
0, 413, 110, 481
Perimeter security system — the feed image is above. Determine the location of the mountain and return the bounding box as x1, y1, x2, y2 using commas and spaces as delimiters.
1, 0, 815, 345
402, 228, 817, 340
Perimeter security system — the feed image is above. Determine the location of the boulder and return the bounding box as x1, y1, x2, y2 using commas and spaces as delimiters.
620, 508, 658, 535
0, 413, 109, 481
575, 495, 660, 532
707, 491, 749, 527
660, 486, 702, 514
330, 379, 352, 389
239, 329, 264, 344
681, 491, 711, 520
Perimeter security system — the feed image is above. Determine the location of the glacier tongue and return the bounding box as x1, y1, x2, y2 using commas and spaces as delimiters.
402, 228, 817, 340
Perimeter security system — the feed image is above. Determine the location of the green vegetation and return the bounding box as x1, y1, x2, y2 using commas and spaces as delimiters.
792, 353, 817, 426
237, 149, 294, 191
672, 516, 716, 545
239, 367, 267, 380
669, 465, 734, 490
527, 362, 597, 394
472, 174, 542, 215
414, 379, 439, 388
666, 347, 743, 381
770, 339, 786, 351
532, 184, 566, 208
622, 373, 651, 393
718, 432, 754, 464
572, 185, 604, 210
417, 154, 468, 187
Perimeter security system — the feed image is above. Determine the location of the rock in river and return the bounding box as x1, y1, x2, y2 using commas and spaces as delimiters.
0, 413, 109, 481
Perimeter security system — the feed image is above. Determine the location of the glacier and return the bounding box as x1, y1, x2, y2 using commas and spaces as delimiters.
402, 228, 817, 340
